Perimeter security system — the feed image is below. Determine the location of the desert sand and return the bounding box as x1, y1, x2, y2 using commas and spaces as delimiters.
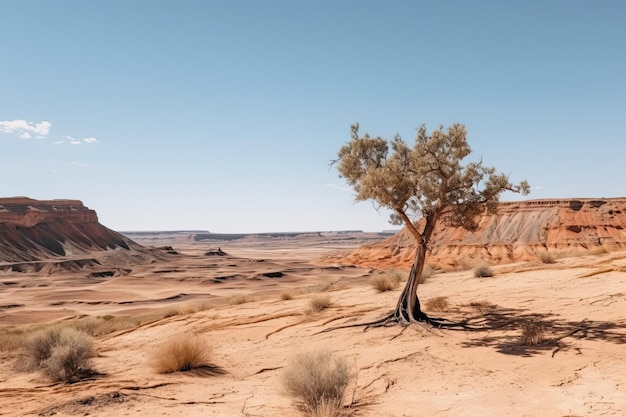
1, 233, 625, 417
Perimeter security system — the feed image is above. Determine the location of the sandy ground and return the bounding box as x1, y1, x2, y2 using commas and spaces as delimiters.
0, 238, 625, 416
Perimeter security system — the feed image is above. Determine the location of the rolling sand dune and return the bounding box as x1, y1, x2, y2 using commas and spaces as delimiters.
0, 198, 625, 416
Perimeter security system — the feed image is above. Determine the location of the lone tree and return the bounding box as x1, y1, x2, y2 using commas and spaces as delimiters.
333, 123, 529, 328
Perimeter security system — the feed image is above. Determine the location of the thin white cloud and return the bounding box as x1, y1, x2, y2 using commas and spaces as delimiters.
62, 135, 98, 145
0, 119, 51, 138
2, 118, 98, 146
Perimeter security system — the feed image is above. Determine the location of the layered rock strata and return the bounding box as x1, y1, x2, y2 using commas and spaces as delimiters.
323, 198, 626, 270
0, 197, 136, 263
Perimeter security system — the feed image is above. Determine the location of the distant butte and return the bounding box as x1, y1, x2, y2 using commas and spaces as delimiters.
0, 197, 140, 267
322, 198, 626, 270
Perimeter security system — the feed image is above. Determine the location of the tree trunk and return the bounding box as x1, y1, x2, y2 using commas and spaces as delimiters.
391, 241, 429, 324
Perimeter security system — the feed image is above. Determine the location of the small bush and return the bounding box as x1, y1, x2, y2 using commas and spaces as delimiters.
0, 329, 28, 352
474, 265, 494, 278
281, 291, 294, 300
537, 251, 556, 264
282, 349, 352, 416
309, 295, 332, 312
26, 326, 95, 382
153, 335, 214, 374
591, 246, 609, 256
228, 294, 251, 305
520, 320, 545, 346
370, 272, 401, 292
425, 296, 449, 312
468, 301, 496, 314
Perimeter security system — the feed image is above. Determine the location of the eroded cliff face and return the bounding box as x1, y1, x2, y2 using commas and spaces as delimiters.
322, 198, 626, 270
0, 197, 136, 263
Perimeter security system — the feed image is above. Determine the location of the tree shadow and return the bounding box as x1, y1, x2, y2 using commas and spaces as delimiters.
457, 305, 626, 357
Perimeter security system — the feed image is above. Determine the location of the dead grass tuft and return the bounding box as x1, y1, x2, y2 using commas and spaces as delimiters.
280, 291, 295, 300
309, 295, 332, 313
537, 251, 556, 264
282, 349, 352, 416
590, 245, 609, 256
153, 335, 220, 374
25, 326, 95, 382
468, 301, 497, 314
370, 271, 401, 292
520, 319, 545, 346
228, 294, 252, 305
425, 296, 449, 312
473, 264, 494, 278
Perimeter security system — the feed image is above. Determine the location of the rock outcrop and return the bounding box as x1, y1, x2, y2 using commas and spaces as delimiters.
322, 198, 626, 270
0, 197, 137, 264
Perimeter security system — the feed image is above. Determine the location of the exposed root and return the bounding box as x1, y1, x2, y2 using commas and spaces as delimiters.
317, 309, 468, 334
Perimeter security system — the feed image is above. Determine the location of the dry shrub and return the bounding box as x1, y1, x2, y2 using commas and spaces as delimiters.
281, 291, 294, 300
473, 264, 494, 278
537, 251, 556, 264
520, 319, 545, 346
26, 326, 95, 382
468, 301, 496, 314
0, 329, 28, 352
153, 335, 216, 374
591, 246, 609, 255
370, 271, 401, 292
309, 295, 332, 312
228, 294, 251, 305
282, 349, 352, 416
425, 296, 449, 312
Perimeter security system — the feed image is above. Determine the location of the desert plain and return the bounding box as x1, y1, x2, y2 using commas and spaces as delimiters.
1, 229, 625, 417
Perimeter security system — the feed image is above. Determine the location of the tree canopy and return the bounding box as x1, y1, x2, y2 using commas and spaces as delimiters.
332, 123, 529, 327
336, 123, 530, 244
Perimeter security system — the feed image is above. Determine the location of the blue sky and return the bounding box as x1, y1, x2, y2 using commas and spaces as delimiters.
1, 1, 625, 233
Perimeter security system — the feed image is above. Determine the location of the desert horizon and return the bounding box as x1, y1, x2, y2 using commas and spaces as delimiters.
1, 197, 625, 416
3, 2, 625, 415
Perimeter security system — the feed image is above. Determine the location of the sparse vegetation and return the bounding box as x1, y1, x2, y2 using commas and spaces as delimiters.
474, 264, 494, 278
333, 122, 528, 326
25, 326, 95, 382
520, 319, 545, 346
153, 335, 216, 374
281, 291, 295, 300
370, 271, 402, 292
468, 301, 497, 314
228, 294, 252, 305
591, 246, 609, 256
537, 251, 556, 264
425, 296, 449, 312
282, 349, 352, 416
309, 295, 332, 312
